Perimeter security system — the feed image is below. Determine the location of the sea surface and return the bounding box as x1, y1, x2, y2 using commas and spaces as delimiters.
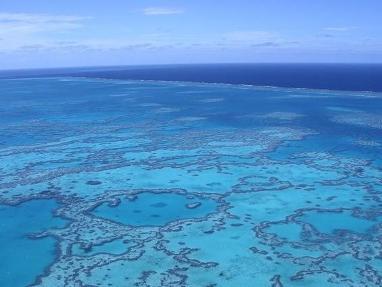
0, 65, 382, 286
1, 63, 382, 92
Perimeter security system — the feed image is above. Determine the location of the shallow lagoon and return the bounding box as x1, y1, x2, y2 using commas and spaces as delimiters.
300, 210, 382, 234
0, 199, 67, 287
92, 192, 218, 226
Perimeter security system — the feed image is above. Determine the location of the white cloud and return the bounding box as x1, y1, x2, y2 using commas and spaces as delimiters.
0, 13, 90, 32
324, 26, 356, 32
0, 12, 91, 51
0, 13, 90, 23
143, 7, 184, 16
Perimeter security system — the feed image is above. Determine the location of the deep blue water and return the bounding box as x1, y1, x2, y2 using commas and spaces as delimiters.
1, 63, 382, 92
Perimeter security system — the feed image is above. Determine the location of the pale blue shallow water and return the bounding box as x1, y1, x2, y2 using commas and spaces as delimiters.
299, 210, 382, 234
92, 192, 218, 226
0, 77, 382, 286
0, 200, 67, 287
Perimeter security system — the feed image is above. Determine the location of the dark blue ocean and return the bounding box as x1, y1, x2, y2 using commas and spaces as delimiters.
1, 63, 382, 92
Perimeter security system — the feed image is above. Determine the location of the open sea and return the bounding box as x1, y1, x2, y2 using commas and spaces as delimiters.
0, 64, 382, 286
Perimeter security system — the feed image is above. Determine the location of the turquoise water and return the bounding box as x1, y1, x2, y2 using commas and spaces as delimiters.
92, 192, 218, 226
0, 200, 67, 287
0, 77, 382, 286
300, 210, 382, 234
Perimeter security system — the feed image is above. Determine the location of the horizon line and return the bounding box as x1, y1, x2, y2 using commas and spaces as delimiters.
1, 62, 382, 73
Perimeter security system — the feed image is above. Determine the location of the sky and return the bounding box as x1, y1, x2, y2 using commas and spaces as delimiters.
0, 0, 381, 69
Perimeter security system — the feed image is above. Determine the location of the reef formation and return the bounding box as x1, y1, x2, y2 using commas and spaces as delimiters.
0, 77, 381, 286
